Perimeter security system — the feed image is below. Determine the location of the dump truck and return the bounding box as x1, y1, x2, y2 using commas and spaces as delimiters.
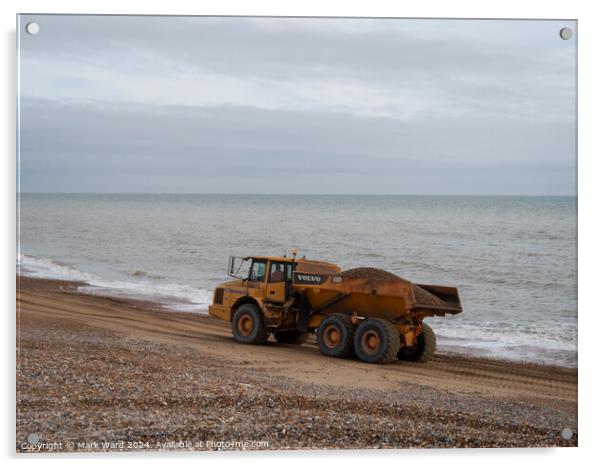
208, 251, 462, 364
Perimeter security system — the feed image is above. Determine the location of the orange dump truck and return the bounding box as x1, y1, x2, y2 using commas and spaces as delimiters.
208, 252, 462, 364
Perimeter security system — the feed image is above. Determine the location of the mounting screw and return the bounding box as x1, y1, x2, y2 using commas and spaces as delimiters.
559, 27, 573, 40
25, 22, 40, 35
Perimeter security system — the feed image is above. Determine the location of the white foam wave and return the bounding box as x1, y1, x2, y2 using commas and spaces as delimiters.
432, 319, 577, 366
78, 280, 212, 313
18, 254, 96, 282
18, 254, 212, 313
433, 319, 576, 352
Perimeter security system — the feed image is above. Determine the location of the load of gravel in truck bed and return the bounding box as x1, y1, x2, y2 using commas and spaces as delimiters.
341, 267, 447, 307
341, 267, 404, 281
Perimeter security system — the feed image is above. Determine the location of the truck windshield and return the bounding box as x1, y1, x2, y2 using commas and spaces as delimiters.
249, 259, 267, 282
228, 256, 252, 279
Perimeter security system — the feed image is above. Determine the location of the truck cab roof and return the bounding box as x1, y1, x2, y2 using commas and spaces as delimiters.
246, 256, 342, 275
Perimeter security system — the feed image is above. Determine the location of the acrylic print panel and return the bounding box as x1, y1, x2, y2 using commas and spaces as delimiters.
16, 15, 577, 452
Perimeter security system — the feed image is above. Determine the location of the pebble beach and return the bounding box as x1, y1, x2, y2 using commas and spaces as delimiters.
16, 276, 577, 451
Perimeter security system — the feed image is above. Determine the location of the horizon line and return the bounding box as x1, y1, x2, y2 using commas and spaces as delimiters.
17, 192, 577, 197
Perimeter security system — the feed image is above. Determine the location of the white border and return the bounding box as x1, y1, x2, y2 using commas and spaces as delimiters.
3, 1, 600, 466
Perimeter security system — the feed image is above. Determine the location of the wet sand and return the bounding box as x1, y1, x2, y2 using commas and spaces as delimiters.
16, 276, 577, 451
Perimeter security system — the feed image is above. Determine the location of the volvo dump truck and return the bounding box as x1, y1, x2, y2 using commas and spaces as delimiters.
208, 251, 462, 364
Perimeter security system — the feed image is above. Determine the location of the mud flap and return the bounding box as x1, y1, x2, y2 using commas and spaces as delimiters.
296, 294, 311, 332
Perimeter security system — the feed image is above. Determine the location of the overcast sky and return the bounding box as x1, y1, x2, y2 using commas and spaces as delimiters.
18, 15, 576, 195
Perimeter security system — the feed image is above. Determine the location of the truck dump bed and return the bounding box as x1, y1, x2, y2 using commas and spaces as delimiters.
412, 283, 462, 316
292, 266, 462, 320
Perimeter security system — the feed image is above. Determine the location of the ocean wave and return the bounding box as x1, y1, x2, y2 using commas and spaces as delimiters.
126, 270, 165, 280
78, 280, 212, 312
437, 342, 577, 368
17, 254, 96, 282
432, 319, 576, 351
18, 254, 212, 313
432, 318, 577, 367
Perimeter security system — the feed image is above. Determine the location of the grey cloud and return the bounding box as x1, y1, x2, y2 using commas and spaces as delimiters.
20, 98, 574, 194
17, 15, 576, 195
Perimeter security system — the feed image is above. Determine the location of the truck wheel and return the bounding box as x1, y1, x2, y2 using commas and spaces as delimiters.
397, 322, 436, 362
317, 314, 355, 358
354, 318, 400, 364
231, 304, 268, 345
274, 330, 309, 345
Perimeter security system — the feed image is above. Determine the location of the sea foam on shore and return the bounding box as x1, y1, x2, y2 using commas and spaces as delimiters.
18, 253, 213, 312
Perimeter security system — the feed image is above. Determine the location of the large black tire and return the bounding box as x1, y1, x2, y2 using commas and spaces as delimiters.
317, 314, 355, 358
397, 322, 436, 362
231, 304, 268, 345
274, 330, 309, 345
354, 318, 400, 364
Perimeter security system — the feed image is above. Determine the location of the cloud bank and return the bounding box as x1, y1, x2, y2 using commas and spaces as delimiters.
18, 15, 577, 194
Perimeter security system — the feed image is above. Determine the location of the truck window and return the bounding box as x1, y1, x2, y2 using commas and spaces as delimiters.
269, 262, 293, 282
249, 260, 267, 282
269, 262, 284, 282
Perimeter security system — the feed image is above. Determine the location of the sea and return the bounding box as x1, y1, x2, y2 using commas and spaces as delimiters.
17, 194, 577, 368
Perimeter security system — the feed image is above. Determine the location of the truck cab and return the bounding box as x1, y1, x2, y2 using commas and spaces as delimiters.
249, 256, 295, 303
208, 255, 296, 322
